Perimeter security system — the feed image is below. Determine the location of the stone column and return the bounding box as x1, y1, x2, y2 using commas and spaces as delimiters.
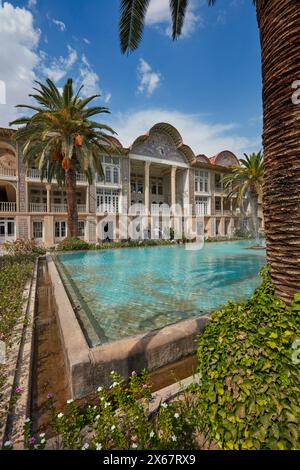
144, 161, 151, 214
86, 187, 90, 213
46, 184, 51, 213
171, 166, 177, 210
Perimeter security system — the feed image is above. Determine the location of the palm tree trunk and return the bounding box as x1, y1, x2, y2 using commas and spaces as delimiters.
248, 190, 259, 244
65, 159, 78, 238
256, 0, 300, 303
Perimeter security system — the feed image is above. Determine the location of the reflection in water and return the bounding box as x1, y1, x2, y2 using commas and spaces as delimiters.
58, 241, 266, 344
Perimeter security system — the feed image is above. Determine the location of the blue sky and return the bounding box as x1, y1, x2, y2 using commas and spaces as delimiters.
0, 0, 262, 157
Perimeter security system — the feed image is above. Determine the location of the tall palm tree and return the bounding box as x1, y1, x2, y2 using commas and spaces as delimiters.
223, 152, 263, 241
119, 0, 300, 304
10, 78, 116, 238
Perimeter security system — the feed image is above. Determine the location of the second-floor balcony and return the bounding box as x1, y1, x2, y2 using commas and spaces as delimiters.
29, 202, 87, 213
29, 203, 47, 213
27, 169, 87, 183
0, 202, 17, 212
195, 205, 209, 216
97, 204, 118, 214
0, 165, 17, 179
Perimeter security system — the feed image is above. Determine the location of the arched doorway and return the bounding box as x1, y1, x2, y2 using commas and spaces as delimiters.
0, 181, 17, 212
0, 182, 17, 244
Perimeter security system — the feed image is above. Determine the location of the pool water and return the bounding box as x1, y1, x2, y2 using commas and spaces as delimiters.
57, 241, 266, 345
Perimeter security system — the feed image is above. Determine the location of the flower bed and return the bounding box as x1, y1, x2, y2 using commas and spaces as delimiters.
0, 255, 37, 448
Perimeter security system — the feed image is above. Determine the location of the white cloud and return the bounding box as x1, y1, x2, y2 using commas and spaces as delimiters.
217, 10, 227, 25
52, 18, 66, 31
78, 54, 111, 103
145, 0, 202, 38
0, 2, 111, 127
0, 2, 40, 126
27, 0, 37, 8
42, 45, 77, 82
83, 37, 91, 45
137, 58, 161, 96
103, 92, 112, 104
111, 108, 260, 157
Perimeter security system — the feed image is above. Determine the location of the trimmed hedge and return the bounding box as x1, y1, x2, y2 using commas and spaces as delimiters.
56, 237, 90, 252
56, 237, 178, 252
198, 266, 300, 450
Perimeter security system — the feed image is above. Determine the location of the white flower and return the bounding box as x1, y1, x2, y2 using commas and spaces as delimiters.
132, 443, 138, 449
171, 435, 177, 442
111, 425, 116, 431
67, 399, 73, 404
100, 397, 105, 401
174, 413, 180, 419
95, 443, 102, 450
41, 438, 46, 444
110, 371, 115, 375
4, 441, 12, 447
93, 405, 97, 409
161, 402, 168, 408
97, 386, 103, 392
25, 418, 31, 423
39, 433, 46, 438
95, 415, 100, 421
104, 402, 110, 409
149, 431, 155, 438
110, 381, 118, 389
82, 443, 89, 450
57, 412, 64, 419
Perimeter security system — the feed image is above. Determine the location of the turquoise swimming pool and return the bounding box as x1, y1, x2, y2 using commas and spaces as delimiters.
57, 241, 266, 345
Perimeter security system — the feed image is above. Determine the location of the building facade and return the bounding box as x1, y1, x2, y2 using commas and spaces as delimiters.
0, 123, 262, 246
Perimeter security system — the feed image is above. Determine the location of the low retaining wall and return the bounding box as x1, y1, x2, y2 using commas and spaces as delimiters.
47, 254, 210, 399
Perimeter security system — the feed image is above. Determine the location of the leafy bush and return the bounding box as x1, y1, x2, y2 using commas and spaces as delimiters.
3, 238, 46, 256
205, 235, 250, 242
14, 371, 206, 450
198, 266, 300, 450
56, 237, 90, 252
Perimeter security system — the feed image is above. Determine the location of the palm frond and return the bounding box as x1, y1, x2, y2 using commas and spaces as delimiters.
170, 0, 189, 40
119, 0, 150, 54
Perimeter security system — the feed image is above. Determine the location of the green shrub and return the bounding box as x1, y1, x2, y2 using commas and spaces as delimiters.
56, 237, 90, 252
3, 238, 46, 256
198, 266, 300, 450
205, 235, 250, 242
9, 370, 205, 450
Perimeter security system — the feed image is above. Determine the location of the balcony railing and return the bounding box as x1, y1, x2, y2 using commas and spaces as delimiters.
27, 169, 87, 182
27, 168, 43, 179
30, 203, 47, 213
97, 204, 118, 214
78, 204, 86, 213
0, 166, 17, 178
0, 202, 17, 212
76, 173, 88, 183
53, 204, 68, 213
195, 205, 209, 216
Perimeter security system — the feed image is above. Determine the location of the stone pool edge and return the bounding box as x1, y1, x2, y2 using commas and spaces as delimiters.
47, 254, 211, 400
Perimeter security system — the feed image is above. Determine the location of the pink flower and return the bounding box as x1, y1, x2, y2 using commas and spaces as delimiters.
143, 384, 148, 389
15, 386, 23, 394
28, 437, 36, 446
131, 371, 137, 377
47, 392, 54, 400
